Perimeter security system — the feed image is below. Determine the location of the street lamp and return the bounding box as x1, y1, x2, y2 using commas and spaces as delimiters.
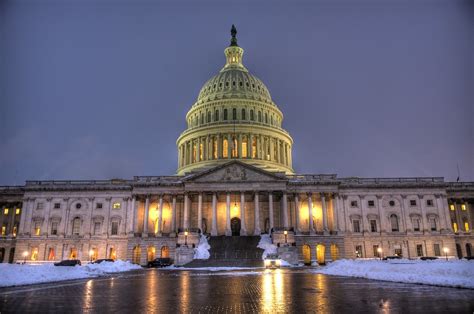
377, 247, 383, 261
89, 249, 94, 262
22, 251, 28, 264
184, 230, 189, 246
284, 230, 288, 244
443, 247, 449, 261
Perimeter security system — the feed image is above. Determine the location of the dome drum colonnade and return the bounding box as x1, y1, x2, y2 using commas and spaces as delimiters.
176, 25, 294, 175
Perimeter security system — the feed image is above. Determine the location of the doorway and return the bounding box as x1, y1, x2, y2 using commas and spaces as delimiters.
231, 217, 241, 236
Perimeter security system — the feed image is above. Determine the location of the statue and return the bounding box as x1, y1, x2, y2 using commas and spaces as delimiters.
230, 24, 238, 46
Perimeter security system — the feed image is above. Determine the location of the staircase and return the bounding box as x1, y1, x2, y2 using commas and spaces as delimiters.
184, 236, 264, 268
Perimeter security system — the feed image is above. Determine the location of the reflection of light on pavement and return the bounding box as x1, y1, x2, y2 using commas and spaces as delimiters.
147, 270, 158, 309
261, 269, 284, 312
82, 280, 93, 310
179, 271, 190, 313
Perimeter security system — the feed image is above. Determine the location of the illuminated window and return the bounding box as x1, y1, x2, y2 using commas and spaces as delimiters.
223, 139, 228, 158
199, 143, 203, 161
251, 137, 257, 158
109, 247, 116, 260
192, 143, 197, 162
69, 248, 77, 259
4, 208, 9, 215
231, 137, 238, 157
34, 222, 41, 236
449, 204, 455, 211
464, 219, 470, 232
213, 138, 218, 159
461, 204, 466, 211
31, 248, 38, 261
113, 202, 121, 209
48, 248, 55, 261
242, 136, 248, 158
355, 245, 363, 258
13, 225, 17, 237
453, 222, 458, 233
1, 225, 6, 236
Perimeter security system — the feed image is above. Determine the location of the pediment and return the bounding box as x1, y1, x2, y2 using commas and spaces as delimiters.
184, 161, 286, 183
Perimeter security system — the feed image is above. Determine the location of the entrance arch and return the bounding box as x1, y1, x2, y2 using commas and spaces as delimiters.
456, 244, 463, 259
231, 217, 241, 236
302, 244, 311, 265
132, 246, 141, 264
466, 243, 472, 257
316, 244, 325, 265
0, 248, 5, 263
330, 244, 339, 261
161, 246, 170, 258
147, 246, 156, 261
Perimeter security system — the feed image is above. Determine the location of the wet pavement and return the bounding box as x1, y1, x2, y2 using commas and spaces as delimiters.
0, 268, 473, 313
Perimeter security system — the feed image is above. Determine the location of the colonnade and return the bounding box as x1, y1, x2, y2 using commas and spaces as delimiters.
178, 134, 292, 168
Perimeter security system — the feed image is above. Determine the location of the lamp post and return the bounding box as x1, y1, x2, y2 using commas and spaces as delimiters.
22, 251, 28, 264
284, 230, 288, 244
184, 230, 189, 247
377, 247, 383, 261
443, 247, 449, 261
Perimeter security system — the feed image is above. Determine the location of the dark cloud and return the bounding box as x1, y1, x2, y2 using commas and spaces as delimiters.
1, 0, 473, 185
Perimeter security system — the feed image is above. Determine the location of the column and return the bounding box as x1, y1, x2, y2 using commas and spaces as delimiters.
268, 192, 274, 231
183, 193, 190, 229
171, 195, 177, 235
254, 192, 261, 235
240, 192, 247, 235
282, 192, 288, 229
294, 194, 300, 233
130, 196, 136, 234
197, 193, 203, 232
225, 192, 231, 235
211, 193, 218, 236
418, 194, 428, 232
143, 196, 150, 236
358, 195, 365, 233
18, 198, 29, 235
197, 137, 201, 162
270, 138, 275, 161
400, 195, 408, 232
228, 134, 232, 159
276, 140, 280, 163
321, 193, 329, 233
41, 198, 52, 236
122, 197, 129, 235
376, 195, 384, 233
157, 195, 163, 236
308, 193, 314, 234
249, 134, 254, 159
205, 135, 210, 160
333, 194, 339, 232
217, 134, 222, 158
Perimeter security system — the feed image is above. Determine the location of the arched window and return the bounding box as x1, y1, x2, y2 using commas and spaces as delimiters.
161, 246, 170, 258
466, 243, 472, 257
72, 217, 81, 235
231, 137, 238, 157
232, 108, 237, 120
242, 136, 248, 158
207, 111, 211, 123
330, 244, 339, 261
224, 109, 228, 121
265, 113, 268, 124
223, 139, 228, 158
250, 109, 254, 121
147, 246, 155, 262
200, 113, 204, 125
215, 110, 219, 121
464, 218, 470, 232
390, 214, 399, 232
132, 246, 141, 264
271, 115, 273, 125
241, 109, 246, 120
258, 111, 262, 122
213, 138, 218, 159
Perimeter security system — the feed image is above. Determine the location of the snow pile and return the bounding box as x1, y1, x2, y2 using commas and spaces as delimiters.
257, 234, 277, 260
0, 260, 141, 288
315, 259, 474, 289
194, 234, 211, 259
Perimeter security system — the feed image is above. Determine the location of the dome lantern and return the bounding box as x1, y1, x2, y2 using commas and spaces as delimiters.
223, 25, 245, 71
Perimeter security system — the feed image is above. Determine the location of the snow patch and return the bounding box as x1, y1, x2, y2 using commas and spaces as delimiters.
193, 234, 211, 259
0, 260, 141, 288
257, 234, 277, 260
315, 259, 474, 289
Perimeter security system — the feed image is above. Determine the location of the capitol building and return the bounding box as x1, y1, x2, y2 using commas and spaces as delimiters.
0, 26, 473, 265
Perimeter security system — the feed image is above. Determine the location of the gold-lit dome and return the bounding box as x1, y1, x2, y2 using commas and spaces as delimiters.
176, 25, 294, 175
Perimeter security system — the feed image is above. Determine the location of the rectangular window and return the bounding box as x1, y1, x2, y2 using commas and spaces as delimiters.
54, 203, 61, 209
461, 204, 466, 211
350, 201, 358, 207
433, 244, 441, 256
449, 204, 455, 211
426, 199, 433, 206
410, 200, 417, 206
72, 219, 80, 235
15, 208, 21, 215
3, 208, 8, 215
113, 202, 121, 209
111, 222, 119, 235
355, 245, 363, 258
34, 222, 41, 236
370, 220, 377, 232
430, 218, 437, 231
31, 248, 38, 261
413, 219, 420, 232
51, 222, 58, 235
13, 224, 17, 237
96, 203, 103, 209
353, 220, 360, 233
48, 248, 55, 261
37, 202, 43, 210
453, 222, 458, 233
394, 248, 402, 256
368, 200, 375, 207
373, 245, 380, 257
416, 244, 423, 257
1, 225, 6, 236
94, 222, 101, 235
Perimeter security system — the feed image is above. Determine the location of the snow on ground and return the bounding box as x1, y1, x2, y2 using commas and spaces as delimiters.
194, 234, 211, 259
0, 260, 141, 288
257, 234, 277, 259
315, 259, 474, 289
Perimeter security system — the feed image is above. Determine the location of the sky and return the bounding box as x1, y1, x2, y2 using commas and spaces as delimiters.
0, 0, 473, 185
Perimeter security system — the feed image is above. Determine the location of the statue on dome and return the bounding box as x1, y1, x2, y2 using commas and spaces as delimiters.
230, 24, 238, 46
